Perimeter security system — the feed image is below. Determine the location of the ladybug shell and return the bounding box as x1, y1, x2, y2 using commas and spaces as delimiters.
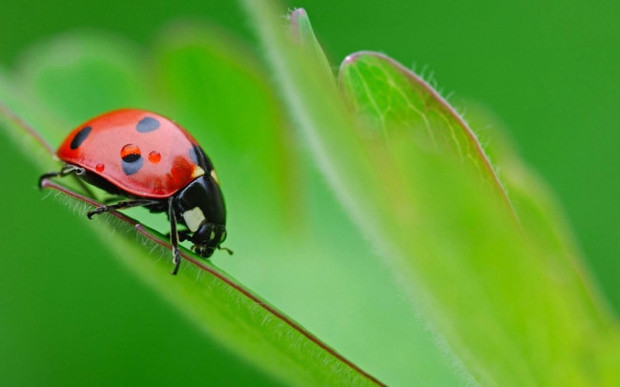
57, 109, 207, 199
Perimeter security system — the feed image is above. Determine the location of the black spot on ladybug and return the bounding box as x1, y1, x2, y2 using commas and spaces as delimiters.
122, 157, 143, 175
136, 117, 160, 133
122, 153, 141, 163
189, 145, 213, 170
70, 126, 92, 149
120, 144, 143, 175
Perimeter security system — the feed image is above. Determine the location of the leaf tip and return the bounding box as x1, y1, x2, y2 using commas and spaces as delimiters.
338, 51, 382, 86
341, 53, 359, 66
289, 7, 307, 20
288, 8, 308, 35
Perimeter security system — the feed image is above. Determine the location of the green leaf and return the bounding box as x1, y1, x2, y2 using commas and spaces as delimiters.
338, 51, 515, 218
289, 8, 334, 80
465, 102, 617, 326
0, 31, 381, 386
240, 2, 620, 384
44, 179, 381, 386
384, 132, 620, 384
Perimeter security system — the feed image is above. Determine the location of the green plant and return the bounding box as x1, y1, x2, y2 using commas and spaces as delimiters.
1, 1, 618, 385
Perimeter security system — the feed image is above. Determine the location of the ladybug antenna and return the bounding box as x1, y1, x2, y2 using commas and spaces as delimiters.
218, 246, 233, 255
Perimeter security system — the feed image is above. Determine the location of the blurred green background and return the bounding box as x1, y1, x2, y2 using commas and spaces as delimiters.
1, 0, 618, 385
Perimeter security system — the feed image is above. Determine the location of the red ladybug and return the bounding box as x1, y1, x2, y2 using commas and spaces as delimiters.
40, 109, 230, 274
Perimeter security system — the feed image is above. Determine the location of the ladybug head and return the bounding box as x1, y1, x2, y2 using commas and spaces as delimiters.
191, 223, 227, 258
174, 173, 228, 258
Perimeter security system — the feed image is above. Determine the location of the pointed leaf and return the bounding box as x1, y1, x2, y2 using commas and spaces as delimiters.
339, 51, 515, 217
240, 2, 620, 384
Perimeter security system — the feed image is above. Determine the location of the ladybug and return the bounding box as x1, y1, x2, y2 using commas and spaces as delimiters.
39, 109, 230, 275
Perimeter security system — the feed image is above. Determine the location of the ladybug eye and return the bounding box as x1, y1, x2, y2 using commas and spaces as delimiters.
121, 144, 141, 162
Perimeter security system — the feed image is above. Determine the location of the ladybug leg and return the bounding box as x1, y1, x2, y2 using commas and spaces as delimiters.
38, 165, 85, 189
87, 199, 160, 219
168, 197, 182, 275
102, 196, 126, 205
178, 230, 192, 242
38, 172, 61, 188
40, 164, 98, 199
